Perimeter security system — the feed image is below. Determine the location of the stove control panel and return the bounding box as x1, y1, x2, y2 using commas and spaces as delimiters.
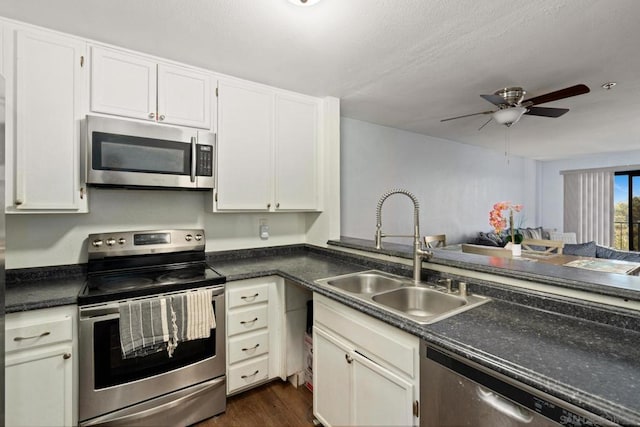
88, 229, 206, 259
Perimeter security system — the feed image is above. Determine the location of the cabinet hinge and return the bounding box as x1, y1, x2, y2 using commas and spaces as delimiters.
215, 87, 218, 97
80, 55, 84, 67
413, 400, 420, 418
215, 191, 218, 202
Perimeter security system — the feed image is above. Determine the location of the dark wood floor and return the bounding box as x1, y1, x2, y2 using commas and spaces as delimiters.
196, 380, 315, 427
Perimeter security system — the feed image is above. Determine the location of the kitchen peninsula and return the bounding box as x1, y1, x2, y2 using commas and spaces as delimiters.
7, 243, 640, 426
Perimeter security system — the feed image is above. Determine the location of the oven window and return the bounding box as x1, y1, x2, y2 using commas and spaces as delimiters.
93, 303, 217, 389
92, 132, 190, 175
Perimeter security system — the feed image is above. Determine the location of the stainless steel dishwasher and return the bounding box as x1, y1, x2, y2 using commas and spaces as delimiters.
420, 343, 617, 426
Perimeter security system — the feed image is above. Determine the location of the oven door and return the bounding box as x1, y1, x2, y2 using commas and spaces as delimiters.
85, 115, 214, 189
78, 286, 225, 423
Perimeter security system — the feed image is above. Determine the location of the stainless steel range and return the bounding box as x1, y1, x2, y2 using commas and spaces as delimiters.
78, 229, 226, 427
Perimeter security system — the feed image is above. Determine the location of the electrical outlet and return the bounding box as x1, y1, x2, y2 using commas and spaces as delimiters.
259, 218, 269, 240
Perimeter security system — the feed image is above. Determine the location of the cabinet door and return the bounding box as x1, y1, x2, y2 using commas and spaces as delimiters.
274, 93, 319, 211
216, 79, 273, 210
14, 29, 87, 211
352, 351, 415, 427
6, 345, 73, 427
157, 63, 211, 129
90, 45, 157, 121
313, 326, 351, 427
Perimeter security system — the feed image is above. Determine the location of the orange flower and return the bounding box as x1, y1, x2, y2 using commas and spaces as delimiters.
489, 201, 523, 235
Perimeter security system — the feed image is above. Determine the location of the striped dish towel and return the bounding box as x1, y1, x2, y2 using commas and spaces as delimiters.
119, 297, 170, 359
119, 289, 216, 359
186, 289, 216, 340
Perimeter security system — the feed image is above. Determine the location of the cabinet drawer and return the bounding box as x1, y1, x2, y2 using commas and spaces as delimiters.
5, 316, 72, 353
228, 329, 269, 364
227, 304, 268, 337
227, 283, 269, 309
228, 355, 269, 393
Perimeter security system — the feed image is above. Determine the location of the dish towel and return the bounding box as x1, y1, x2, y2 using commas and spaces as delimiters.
186, 289, 216, 340
119, 289, 216, 359
119, 297, 171, 359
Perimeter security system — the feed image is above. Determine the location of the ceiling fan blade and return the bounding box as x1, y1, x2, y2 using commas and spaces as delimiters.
477, 117, 493, 131
525, 106, 570, 118
440, 110, 495, 122
522, 84, 590, 106
480, 94, 508, 106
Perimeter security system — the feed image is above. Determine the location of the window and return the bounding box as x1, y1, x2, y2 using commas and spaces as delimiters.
614, 171, 640, 251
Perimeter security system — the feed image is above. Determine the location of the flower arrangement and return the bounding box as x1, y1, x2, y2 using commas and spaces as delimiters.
489, 201, 524, 244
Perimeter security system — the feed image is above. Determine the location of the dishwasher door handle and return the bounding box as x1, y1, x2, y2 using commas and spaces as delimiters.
477, 386, 534, 424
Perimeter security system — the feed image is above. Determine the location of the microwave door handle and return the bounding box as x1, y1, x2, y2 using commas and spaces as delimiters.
190, 136, 197, 183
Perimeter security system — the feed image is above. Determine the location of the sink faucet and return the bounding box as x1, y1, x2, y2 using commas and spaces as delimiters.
374, 189, 432, 284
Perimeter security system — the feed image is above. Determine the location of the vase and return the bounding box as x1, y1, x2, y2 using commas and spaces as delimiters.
504, 242, 522, 257
511, 243, 522, 257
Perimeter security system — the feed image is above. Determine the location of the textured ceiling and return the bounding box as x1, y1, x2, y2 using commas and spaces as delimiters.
1, 0, 638, 160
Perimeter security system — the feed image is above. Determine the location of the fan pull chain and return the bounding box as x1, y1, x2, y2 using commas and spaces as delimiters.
504, 127, 510, 166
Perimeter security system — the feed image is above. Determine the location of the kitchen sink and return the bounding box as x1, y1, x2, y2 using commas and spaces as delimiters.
316, 270, 490, 324
326, 272, 404, 294
372, 287, 466, 318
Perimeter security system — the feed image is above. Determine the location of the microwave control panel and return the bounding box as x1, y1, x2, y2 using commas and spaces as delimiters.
196, 145, 213, 176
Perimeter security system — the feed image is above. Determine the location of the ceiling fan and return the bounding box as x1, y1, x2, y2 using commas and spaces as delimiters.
441, 84, 590, 129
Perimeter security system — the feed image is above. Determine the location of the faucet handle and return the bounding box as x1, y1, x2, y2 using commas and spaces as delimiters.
437, 278, 452, 293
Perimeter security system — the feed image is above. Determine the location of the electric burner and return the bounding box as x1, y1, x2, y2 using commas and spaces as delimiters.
78, 229, 226, 305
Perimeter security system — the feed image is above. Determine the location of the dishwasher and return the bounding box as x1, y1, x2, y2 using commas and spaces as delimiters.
420, 343, 617, 426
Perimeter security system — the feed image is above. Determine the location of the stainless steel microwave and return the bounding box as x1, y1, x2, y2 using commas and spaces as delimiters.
84, 115, 215, 190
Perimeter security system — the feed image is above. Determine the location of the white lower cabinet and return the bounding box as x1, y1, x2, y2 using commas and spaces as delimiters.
5, 305, 77, 427
313, 294, 420, 427
225, 276, 284, 395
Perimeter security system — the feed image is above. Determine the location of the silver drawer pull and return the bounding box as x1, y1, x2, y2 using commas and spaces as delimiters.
14, 331, 50, 341
242, 343, 260, 352
241, 370, 259, 379
240, 317, 258, 325
240, 293, 260, 300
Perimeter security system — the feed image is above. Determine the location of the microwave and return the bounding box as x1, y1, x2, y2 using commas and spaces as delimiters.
85, 115, 215, 190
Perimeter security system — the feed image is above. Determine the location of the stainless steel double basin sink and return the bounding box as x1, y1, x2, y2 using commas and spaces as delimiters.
315, 270, 490, 324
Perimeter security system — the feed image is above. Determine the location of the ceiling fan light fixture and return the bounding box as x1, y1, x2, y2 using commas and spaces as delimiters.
288, 0, 322, 6
493, 107, 527, 126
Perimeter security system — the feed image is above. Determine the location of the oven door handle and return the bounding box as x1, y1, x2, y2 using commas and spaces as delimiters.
80, 376, 225, 426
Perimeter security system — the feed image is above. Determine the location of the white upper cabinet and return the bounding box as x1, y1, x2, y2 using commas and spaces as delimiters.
215, 79, 321, 212
157, 64, 211, 129
90, 46, 156, 122
216, 79, 274, 211
275, 93, 319, 211
90, 46, 211, 129
8, 27, 88, 212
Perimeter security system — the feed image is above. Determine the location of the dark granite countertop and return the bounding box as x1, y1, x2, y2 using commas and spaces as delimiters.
6, 244, 640, 425
329, 236, 640, 302
5, 264, 86, 313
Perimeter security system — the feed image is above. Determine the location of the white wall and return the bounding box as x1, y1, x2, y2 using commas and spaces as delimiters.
540, 149, 640, 231
340, 118, 538, 245
6, 189, 310, 269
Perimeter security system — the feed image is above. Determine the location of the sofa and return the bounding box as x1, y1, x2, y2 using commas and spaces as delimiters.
475, 229, 640, 262
474, 226, 562, 247
563, 241, 640, 263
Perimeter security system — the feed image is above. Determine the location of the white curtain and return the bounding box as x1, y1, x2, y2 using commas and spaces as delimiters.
563, 169, 613, 246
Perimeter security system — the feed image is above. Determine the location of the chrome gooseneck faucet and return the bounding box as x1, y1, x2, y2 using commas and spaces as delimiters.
374, 189, 432, 284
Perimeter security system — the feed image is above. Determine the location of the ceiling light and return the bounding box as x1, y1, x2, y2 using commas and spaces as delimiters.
493, 107, 526, 127
288, 0, 322, 6
601, 82, 616, 90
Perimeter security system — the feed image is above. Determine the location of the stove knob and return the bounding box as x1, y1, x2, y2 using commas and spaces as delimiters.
106, 238, 116, 246
118, 238, 126, 245
92, 239, 103, 247
185, 234, 193, 242
195, 234, 203, 241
